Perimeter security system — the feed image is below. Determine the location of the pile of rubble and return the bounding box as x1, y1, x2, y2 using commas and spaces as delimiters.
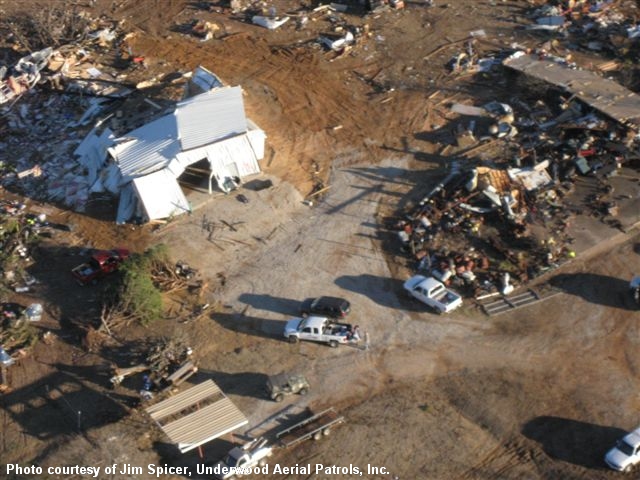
0, 201, 49, 387
391, 41, 640, 299
0, 16, 181, 213
525, 0, 640, 68
0, 200, 51, 292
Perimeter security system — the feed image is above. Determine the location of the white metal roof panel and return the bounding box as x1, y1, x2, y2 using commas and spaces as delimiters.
162, 399, 246, 444
132, 169, 190, 221
110, 114, 180, 181
503, 53, 640, 128
170, 132, 262, 180
191, 66, 223, 92
202, 134, 260, 177
147, 380, 222, 420
177, 87, 248, 151
145, 380, 247, 453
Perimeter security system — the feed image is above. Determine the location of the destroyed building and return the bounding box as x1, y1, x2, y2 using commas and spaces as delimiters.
73, 68, 266, 223
390, 45, 640, 303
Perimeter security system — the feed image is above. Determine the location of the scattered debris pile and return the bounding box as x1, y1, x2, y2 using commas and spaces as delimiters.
0, 303, 40, 355
96, 246, 208, 338
391, 43, 640, 300
109, 335, 196, 398
524, 1, 640, 68
389, 159, 576, 298
0, 201, 50, 293
0, 14, 190, 217
0, 48, 53, 105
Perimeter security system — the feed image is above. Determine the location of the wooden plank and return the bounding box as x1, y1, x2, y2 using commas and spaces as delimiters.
481, 289, 560, 316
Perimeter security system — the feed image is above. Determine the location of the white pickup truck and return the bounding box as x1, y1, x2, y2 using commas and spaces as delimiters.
605, 425, 640, 472
213, 437, 272, 479
213, 408, 344, 479
284, 315, 358, 347
403, 275, 463, 313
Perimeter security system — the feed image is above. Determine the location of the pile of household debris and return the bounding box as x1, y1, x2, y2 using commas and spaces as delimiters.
0, 20, 156, 212
109, 336, 197, 401
1, 11, 266, 224
525, 0, 640, 66
0, 201, 51, 292
0, 301, 43, 392
391, 43, 640, 299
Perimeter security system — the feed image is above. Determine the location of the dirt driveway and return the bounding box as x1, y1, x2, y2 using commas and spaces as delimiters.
151, 152, 640, 480
2, 0, 640, 479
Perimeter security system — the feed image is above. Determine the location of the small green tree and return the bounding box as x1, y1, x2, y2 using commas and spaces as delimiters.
105, 245, 170, 326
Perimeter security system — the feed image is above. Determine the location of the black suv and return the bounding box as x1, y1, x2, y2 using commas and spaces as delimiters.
300, 296, 350, 318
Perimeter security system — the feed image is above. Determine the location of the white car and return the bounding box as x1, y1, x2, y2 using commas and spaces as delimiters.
403, 275, 463, 313
605, 426, 640, 472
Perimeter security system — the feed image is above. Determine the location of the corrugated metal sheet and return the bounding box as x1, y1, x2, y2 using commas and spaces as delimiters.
177, 87, 248, 151
147, 381, 222, 420
203, 134, 260, 177
504, 53, 640, 128
132, 169, 190, 221
146, 380, 247, 453
246, 123, 267, 161
190, 66, 223, 93
170, 132, 262, 180
110, 114, 180, 181
116, 184, 137, 224
162, 399, 245, 445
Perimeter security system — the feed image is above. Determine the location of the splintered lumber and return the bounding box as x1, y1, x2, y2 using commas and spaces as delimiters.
307, 185, 331, 198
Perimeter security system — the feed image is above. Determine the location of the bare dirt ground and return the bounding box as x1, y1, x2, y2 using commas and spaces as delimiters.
2, 0, 640, 479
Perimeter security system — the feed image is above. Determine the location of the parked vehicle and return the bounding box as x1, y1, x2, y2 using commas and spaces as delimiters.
71, 248, 129, 285
213, 437, 273, 479
213, 408, 344, 479
267, 373, 310, 402
275, 407, 344, 446
403, 275, 463, 313
284, 315, 359, 347
631, 275, 640, 307
300, 296, 350, 319
605, 426, 640, 472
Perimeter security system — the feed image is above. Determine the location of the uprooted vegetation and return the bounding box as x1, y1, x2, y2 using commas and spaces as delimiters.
1, 1, 93, 52
98, 244, 207, 334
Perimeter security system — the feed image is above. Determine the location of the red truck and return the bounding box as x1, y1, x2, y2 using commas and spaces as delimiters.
71, 248, 130, 285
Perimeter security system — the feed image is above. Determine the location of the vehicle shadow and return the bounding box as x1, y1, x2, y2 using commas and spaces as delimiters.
549, 273, 636, 310
192, 369, 269, 400
237, 293, 301, 317
334, 274, 426, 312
522, 416, 625, 469
209, 311, 287, 341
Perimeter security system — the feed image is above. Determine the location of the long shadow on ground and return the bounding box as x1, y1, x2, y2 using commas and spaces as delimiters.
549, 273, 636, 310
192, 369, 269, 400
335, 274, 427, 312
210, 311, 287, 341
522, 416, 624, 470
237, 293, 301, 317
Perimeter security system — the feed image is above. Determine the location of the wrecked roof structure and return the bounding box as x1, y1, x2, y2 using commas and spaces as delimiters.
504, 53, 640, 130
145, 379, 248, 453
75, 74, 266, 223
